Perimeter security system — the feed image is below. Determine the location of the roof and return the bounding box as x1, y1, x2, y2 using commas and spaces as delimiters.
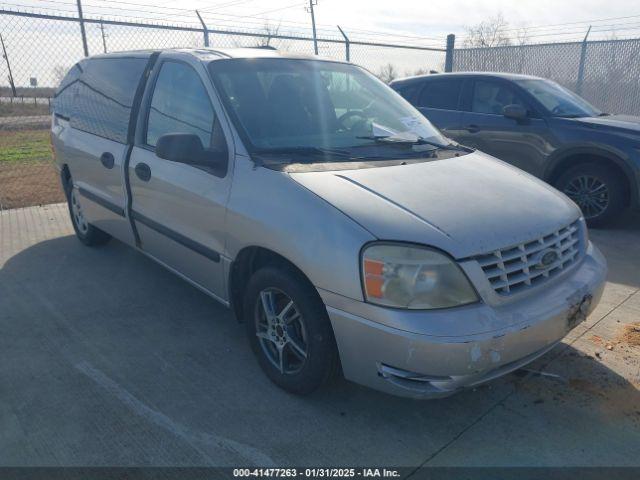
86, 47, 339, 63
390, 71, 545, 85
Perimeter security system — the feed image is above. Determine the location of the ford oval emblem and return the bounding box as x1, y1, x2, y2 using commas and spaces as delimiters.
535, 249, 560, 270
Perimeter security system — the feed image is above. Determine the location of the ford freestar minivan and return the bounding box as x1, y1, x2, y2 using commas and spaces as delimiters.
51, 48, 607, 398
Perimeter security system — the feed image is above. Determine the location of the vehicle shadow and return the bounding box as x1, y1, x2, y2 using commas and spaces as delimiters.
1, 235, 639, 466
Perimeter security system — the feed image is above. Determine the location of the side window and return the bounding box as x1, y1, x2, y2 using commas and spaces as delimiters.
471, 80, 524, 115
417, 79, 463, 110
146, 62, 215, 148
52, 63, 82, 119
72, 57, 148, 143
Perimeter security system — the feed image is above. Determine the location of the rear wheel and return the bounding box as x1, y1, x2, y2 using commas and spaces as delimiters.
63, 175, 111, 246
244, 266, 338, 395
554, 163, 626, 228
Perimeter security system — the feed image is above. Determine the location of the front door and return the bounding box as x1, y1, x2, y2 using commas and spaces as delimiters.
413, 77, 466, 141
457, 78, 552, 176
128, 56, 234, 301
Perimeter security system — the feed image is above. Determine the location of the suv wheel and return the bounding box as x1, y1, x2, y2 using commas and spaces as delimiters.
244, 266, 338, 395
64, 177, 111, 246
554, 163, 625, 228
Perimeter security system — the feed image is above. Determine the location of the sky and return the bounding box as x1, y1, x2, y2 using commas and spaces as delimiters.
8, 0, 640, 45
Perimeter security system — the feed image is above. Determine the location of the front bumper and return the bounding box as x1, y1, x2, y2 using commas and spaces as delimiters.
320, 242, 607, 399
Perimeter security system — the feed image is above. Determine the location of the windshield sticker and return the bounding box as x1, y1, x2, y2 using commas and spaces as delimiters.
399, 116, 424, 133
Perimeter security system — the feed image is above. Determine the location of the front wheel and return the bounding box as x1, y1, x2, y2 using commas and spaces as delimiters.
554, 163, 626, 228
244, 266, 339, 395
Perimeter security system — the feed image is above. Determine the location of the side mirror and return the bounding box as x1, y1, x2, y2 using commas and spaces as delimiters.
156, 133, 227, 170
503, 104, 528, 121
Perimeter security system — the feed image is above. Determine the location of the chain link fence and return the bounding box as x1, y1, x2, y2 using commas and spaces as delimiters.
0, 8, 446, 211
452, 38, 640, 116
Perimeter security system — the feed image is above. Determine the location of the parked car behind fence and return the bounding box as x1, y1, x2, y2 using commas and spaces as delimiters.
391, 72, 640, 227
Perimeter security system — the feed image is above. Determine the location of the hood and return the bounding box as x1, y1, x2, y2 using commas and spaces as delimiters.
572, 114, 640, 134
290, 152, 580, 259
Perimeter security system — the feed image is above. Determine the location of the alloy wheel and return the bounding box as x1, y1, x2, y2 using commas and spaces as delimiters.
70, 189, 89, 235
563, 175, 609, 219
255, 288, 308, 375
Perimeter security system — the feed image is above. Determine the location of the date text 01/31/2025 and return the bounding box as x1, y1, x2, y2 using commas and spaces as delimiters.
232, 468, 401, 478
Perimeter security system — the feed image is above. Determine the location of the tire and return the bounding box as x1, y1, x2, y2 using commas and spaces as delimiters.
244, 266, 339, 395
554, 162, 626, 228
63, 176, 111, 247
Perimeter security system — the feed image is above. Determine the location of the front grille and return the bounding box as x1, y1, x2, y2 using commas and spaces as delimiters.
474, 220, 583, 296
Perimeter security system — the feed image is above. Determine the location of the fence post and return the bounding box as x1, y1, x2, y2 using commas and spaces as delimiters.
195, 10, 209, 47
444, 34, 455, 72
99, 18, 108, 53
0, 33, 17, 96
76, 0, 89, 57
337, 25, 350, 62
576, 26, 591, 95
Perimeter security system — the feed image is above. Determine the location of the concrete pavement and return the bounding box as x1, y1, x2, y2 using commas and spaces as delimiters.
0, 203, 638, 466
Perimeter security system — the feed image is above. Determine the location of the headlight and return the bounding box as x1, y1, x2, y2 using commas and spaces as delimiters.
361, 243, 478, 309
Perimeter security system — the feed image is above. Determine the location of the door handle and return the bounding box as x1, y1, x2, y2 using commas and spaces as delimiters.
465, 124, 480, 133
100, 152, 115, 169
134, 162, 151, 182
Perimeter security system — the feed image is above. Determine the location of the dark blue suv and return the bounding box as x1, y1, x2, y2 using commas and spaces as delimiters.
390, 72, 640, 227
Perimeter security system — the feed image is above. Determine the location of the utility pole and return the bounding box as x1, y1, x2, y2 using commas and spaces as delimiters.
76, 0, 89, 57
0, 33, 16, 97
99, 19, 108, 53
306, 0, 318, 55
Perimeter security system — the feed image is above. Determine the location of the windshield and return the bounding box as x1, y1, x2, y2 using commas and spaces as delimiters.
208, 58, 448, 160
515, 79, 600, 118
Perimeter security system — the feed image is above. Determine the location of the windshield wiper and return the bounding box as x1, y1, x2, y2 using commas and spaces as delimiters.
356, 134, 472, 152
252, 146, 365, 164
598, 112, 611, 116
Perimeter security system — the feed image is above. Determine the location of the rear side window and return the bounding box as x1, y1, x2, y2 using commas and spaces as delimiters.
146, 61, 215, 148
72, 57, 148, 143
417, 79, 463, 110
52, 64, 82, 119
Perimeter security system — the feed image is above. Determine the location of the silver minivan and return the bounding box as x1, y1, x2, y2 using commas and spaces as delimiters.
51, 48, 607, 398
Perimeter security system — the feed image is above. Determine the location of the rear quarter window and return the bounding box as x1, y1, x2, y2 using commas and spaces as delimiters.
71, 57, 148, 143
52, 63, 82, 119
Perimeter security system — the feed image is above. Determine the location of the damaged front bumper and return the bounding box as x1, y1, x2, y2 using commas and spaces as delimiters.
320, 242, 607, 399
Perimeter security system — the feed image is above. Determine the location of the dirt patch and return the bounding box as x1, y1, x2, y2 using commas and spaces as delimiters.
0, 161, 64, 209
619, 323, 640, 347
0, 129, 64, 209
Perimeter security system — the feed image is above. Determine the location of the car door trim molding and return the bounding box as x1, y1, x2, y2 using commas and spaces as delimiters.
78, 187, 125, 217
132, 210, 221, 263
124, 51, 161, 248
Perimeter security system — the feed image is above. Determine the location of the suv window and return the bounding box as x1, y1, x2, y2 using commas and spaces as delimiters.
52, 63, 82, 119
72, 57, 148, 143
146, 62, 215, 148
417, 78, 463, 110
471, 80, 524, 115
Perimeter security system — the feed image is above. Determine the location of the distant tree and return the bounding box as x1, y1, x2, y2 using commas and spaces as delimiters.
257, 22, 281, 47
516, 26, 529, 46
377, 63, 398, 83
53, 65, 69, 84
464, 13, 512, 47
